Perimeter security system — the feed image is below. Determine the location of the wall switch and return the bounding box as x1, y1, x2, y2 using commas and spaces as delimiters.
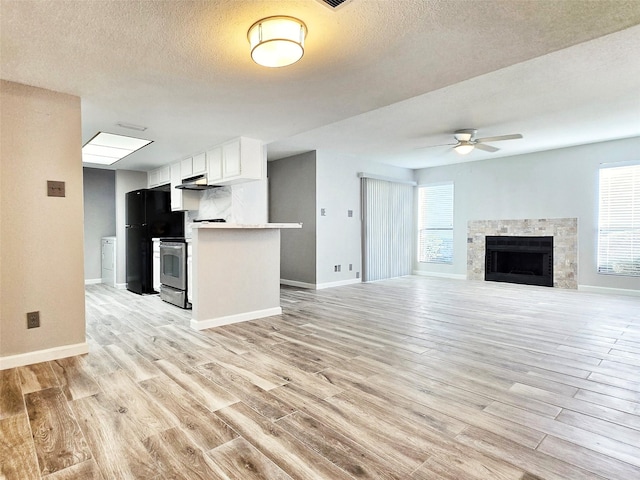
47, 181, 65, 197
27, 311, 40, 329
337, 265, 341, 272
349, 264, 353, 271
347, 210, 353, 217
321, 208, 326, 216
356, 272, 360, 279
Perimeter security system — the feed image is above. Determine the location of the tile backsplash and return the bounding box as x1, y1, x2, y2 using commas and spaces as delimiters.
185, 186, 232, 237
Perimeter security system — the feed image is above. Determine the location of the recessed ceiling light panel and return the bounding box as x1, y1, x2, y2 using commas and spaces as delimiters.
82, 132, 153, 165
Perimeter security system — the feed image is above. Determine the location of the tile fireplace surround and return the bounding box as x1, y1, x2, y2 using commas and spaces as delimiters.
467, 218, 578, 289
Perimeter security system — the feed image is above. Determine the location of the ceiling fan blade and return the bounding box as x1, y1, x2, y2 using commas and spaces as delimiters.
474, 143, 499, 153
475, 133, 523, 143
415, 143, 457, 150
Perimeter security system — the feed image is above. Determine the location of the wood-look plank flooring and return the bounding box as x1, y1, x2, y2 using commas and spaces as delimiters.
2, 276, 640, 479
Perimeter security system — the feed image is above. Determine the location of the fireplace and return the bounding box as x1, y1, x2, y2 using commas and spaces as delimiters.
485, 236, 553, 287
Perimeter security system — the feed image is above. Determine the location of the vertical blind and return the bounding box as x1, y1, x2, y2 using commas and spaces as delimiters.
418, 183, 454, 264
598, 164, 640, 276
361, 178, 414, 282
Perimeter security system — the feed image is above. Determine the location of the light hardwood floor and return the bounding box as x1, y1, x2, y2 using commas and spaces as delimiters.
1, 276, 640, 479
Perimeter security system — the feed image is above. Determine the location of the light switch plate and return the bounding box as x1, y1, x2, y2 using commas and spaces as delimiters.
47, 181, 65, 197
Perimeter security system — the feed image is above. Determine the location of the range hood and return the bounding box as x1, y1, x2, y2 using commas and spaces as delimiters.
175, 174, 218, 190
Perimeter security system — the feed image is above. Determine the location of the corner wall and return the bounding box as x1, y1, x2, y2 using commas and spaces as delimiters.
414, 136, 640, 292
1, 80, 87, 366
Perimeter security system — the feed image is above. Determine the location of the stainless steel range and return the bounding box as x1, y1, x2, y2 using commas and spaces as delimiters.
159, 239, 190, 308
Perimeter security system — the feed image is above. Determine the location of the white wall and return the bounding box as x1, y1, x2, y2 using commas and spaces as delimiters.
414, 136, 640, 291
115, 170, 147, 286
315, 151, 415, 286
83, 167, 116, 281
1, 81, 86, 363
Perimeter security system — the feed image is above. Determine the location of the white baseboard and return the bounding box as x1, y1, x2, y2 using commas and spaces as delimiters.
315, 278, 362, 290
84, 278, 102, 285
115, 282, 127, 290
281, 278, 362, 290
0, 342, 89, 370
578, 285, 640, 297
190, 307, 283, 330
280, 279, 316, 289
413, 270, 467, 280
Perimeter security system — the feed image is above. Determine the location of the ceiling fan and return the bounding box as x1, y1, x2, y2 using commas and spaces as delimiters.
420, 129, 523, 155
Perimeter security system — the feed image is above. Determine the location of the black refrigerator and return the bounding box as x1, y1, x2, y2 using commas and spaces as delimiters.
125, 189, 184, 294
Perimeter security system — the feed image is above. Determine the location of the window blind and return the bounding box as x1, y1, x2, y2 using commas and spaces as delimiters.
597, 164, 640, 276
361, 178, 414, 282
418, 183, 454, 264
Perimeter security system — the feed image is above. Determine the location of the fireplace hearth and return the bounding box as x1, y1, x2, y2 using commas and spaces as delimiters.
485, 236, 553, 287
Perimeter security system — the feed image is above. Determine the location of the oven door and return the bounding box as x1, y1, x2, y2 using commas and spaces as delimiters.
159, 241, 187, 290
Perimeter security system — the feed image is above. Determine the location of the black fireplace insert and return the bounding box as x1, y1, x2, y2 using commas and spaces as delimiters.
485, 236, 553, 287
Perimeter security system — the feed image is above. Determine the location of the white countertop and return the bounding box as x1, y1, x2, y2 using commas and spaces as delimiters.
192, 223, 302, 229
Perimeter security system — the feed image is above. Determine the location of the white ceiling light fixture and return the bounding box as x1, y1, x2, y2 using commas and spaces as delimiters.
82, 132, 153, 165
453, 131, 475, 155
248, 16, 307, 68
453, 141, 475, 155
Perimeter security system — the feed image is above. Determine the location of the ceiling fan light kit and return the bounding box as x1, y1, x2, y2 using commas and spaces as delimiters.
248, 16, 307, 68
421, 128, 523, 155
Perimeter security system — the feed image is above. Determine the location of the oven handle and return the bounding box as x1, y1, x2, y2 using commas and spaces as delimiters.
161, 244, 185, 250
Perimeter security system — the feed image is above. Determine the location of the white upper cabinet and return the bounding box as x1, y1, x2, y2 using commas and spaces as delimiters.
180, 152, 206, 180
192, 152, 207, 176
206, 146, 223, 183
148, 165, 170, 188
207, 137, 263, 186
180, 157, 193, 178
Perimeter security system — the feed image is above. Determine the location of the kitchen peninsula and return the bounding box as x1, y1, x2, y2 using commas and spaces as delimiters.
190, 222, 301, 330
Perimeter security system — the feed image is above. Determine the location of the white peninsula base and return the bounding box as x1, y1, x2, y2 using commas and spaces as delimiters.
190, 223, 301, 330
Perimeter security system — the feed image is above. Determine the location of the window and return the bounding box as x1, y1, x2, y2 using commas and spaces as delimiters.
598, 163, 640, 276
418, 183, 454, 264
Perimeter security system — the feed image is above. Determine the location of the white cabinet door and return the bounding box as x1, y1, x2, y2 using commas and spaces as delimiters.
187, 244, 193, 304
192, 152, 207, 176
222, 141, 241, 178
181, 157, 193, 179
153, 240, 161, 292
206, 146, 223, 183
170, 163, 182, 211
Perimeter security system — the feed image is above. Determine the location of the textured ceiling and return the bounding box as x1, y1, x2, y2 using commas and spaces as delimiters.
2, 0, 640, 171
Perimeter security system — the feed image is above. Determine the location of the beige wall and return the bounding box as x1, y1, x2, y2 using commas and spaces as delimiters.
0, 80, 86, 361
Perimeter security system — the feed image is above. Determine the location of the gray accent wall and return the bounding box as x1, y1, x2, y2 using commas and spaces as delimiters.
83, 168, 116, 281
414, 136, 640, 292
268, 151, 317, 285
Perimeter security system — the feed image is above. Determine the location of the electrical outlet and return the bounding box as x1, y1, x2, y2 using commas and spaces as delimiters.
347, 210, 353, 217
334, 265, 338, 272
337, 265, 341, 272
356, 272, 360, 279
321, 208, 326, 216
27, 311, 40, 329
349, 264, 353, 271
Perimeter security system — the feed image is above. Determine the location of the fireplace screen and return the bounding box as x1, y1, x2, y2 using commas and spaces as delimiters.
485, 236, 553, 287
